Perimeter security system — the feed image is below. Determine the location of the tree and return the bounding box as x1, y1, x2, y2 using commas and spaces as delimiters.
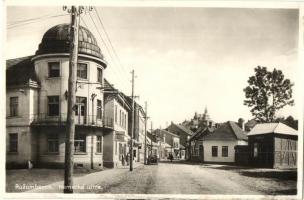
274, 116, 298, 130
243, 66, 294, 122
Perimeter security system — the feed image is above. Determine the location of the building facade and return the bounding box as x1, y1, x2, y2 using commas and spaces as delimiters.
6, 24, 110, 169
247, 123, 298, 168
188, 127, 214, 162
203, 121, 247, 163
103, 79, 130, 168
166, 122, 193, 160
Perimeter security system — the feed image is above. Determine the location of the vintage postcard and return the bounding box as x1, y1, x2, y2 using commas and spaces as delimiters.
1, 1, 303, 199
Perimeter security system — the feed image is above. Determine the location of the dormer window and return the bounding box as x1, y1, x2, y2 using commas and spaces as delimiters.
48, 62, 60, 77
77, 63, 87, 79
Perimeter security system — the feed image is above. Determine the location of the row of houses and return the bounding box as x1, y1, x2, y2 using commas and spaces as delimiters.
187, 119, 298, 169
6, 23, 149, 169
149, 107, 298, 169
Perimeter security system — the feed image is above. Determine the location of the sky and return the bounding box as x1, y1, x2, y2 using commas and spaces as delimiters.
6, 6, 300, 128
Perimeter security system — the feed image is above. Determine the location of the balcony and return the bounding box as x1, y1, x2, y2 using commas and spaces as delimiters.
31, 113, 114, 129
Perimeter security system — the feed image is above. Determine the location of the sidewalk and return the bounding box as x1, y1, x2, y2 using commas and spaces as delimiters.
25, 162, 144, 193
116, 161, 143, 169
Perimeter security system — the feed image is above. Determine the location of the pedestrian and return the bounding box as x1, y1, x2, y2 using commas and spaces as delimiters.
126, 153, 129, 165
169, 153, 173, 162
122, 154, 125, 166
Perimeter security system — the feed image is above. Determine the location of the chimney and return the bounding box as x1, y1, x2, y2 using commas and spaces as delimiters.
238, 118, 245, 131
209, 121, 212, 128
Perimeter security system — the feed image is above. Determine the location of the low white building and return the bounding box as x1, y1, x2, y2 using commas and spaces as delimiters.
203, 121, 247, 163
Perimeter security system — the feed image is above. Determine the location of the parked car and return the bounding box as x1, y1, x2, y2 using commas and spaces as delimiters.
148, 155, 158, 165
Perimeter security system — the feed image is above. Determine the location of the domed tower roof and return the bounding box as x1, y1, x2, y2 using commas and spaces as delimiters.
35, 23, 105, 62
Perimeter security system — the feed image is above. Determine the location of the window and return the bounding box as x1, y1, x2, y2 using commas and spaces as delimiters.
74, 134, 86, 153
115, 141, 117, 155
119, 110, 122, 126
173, 141, 179, 149
222, 146, 228, 157
10, 97, 18, 117
48, 96, 59, 116
77, 63, 87, 79
9, 133, 18, 152
212, 146, 218, 157
97, 99, 102, 119
125, 114, 127, 128
97, 67, 103, 83
115, 105, 117, 123
96, 136, 102, 153
75, 97, 86, 116
48, 62, 60, 77
47, 134, 59, 153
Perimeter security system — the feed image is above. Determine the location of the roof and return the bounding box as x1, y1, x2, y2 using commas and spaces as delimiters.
6, 56, 39, 86
173, 123, 194, 136
159, 129, 179, 138
245, 119, 258, 127
247, 122, 297, 136
204, 121, 247, 141
162, 143, 172, 148
36, 24, 105, 63
104, 79, 131, 110
189, 126, 214, 141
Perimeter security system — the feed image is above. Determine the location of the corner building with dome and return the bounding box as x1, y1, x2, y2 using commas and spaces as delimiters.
6, 24, 118, 169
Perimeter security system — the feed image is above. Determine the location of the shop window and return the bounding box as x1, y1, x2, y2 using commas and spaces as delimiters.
9, 133, 18, 153
222, 146, 228, 157
74, 134, 86, 153
47, 134, 59, 153
48, 96, 59, 116
96, 136, 102, 153
212, 146, 218, 157
10, 97, 18, 117
48, 62, 60, 77
77, 63, 87, 79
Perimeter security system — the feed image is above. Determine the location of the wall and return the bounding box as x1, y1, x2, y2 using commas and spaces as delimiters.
34, 57, 104, 124
6, 87, 38, 168
6, 88, 38, 126
189, 140, 204, 161
274, 135, 297, 168
104, 97, 129, 167
6, 126, 36, 168
248, 134, 274, 167
167, 124, 189, 148
203, 140, 238, 163
38, 126, 103, 169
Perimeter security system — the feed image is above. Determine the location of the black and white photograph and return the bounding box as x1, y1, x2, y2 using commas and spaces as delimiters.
2, 1, 303, 199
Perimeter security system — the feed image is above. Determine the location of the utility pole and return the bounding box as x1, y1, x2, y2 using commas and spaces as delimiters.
63, 5, 92, 193
144, 101, 148, 165
129, 70, 135, 171
150, 121, 153, 157
63, 5, 79, 193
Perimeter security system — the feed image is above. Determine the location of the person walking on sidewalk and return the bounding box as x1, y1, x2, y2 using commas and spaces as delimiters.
126, 153, 129, 166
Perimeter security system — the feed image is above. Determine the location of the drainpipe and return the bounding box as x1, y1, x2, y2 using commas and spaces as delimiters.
91, 135, 94, 169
